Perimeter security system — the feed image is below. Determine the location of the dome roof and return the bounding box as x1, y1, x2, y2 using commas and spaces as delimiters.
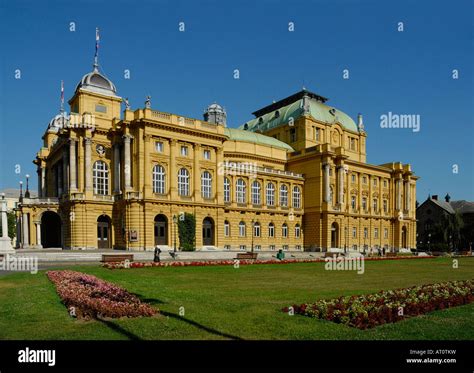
205, 102, 225, 113
47, 112, 69, 133
75, 68, 117, 96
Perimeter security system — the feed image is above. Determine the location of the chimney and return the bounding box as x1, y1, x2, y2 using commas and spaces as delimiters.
432, 195, 438, 201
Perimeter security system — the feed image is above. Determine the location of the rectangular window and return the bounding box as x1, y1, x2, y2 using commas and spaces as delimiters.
283, 245, 289, 251
362, 197, 367, 211
203, 149, 211, 160
364, 227, 368, 239
155, 141, 164, 152
253, 223, 261, 237
224, 223, 230, 237
224, 245, 231, 250
224, 178, 230, 203
295, 245, 302, 250
374, 228, 379, 239
351, 174, 356, 183
363, 176, 367, 184
351, 195, 356, 210
315, 127, 320, 141
180, 146, 188, 156
270, 245, 275, 251
373, 178, 377, 186
95, 104, 107, 113
384, 228, 388, 239
373, 199, 378, 211
350, 138, 356, 150
255, 245, 261, 251
268, 224, 275, 237
352, 227, 357, 238
383, 199, 388, 213
295, 225, 301, 238
239, 245, 246, 251
290, 128, 297, 142
383, 180, 387, 188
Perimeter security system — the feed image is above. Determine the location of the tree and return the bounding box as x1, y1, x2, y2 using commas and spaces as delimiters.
178, 213, 196, 251
433, 212, 464, 251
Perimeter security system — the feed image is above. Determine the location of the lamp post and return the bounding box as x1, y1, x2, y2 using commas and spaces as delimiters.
19, 181, 23, 202
251, 219, 254, 253
25, 174, 30, 198
173, 214, 177, 254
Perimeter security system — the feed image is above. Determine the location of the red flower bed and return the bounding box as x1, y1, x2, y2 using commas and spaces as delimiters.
283, 279, 474, 329
47, 270, 157, 319
103, 255, 434, 270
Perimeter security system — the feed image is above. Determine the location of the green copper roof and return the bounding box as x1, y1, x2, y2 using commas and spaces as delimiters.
224, 127, 294, 151
239, 97, 358, 133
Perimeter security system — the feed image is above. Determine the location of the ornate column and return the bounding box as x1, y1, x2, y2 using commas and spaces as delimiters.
193, 144, 201, 200
0, 196, 14, 253
84, 138, 92, 191
395, 178, 402, 211
143, 134, 151, 197
69, 138, 77, 191
123, 135, 132, 190
337, 165, 344, 205
62, 148, 68, 194
113, 142, 121, 193
323, 163, 330, 203
22, 213, 29, 247
404, 178, 410, 212
216, 148, 224, 204
35, 223, 42, 248
169, 139, 177, 199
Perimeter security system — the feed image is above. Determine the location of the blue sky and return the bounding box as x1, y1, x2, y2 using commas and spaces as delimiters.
0, 0, 473, 201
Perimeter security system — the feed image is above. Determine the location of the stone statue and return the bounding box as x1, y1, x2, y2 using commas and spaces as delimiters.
145, 95, 151, 109
124, 98, 130, 110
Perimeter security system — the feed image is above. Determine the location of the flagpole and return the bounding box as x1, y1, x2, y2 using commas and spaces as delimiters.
93, 27, 100, 71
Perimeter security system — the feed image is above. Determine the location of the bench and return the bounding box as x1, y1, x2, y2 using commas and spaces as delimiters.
235, 252, 258, 260
101, 254, 134, 263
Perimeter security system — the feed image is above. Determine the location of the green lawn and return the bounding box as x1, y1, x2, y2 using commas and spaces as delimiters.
0, 258, 473, 340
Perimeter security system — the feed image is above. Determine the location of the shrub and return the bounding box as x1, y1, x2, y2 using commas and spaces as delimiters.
178, 213, 196, 251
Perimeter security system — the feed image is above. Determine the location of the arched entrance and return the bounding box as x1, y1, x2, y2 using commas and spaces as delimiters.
202, 217, 215, 246
154, 214, 168, 246
41, 211, 61, 248
97, 215, 112, 249
331, 222, 339, 248
401, 226, 407, 249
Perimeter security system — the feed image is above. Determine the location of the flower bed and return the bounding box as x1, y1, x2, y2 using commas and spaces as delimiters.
47, 270, 157, 319
102, 255, 435, 270
283, 279, 474, 329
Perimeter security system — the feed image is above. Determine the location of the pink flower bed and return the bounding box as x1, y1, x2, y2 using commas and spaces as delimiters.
47, 270, 157, 319
283, 279, 474, 329
102, 255, 435, 269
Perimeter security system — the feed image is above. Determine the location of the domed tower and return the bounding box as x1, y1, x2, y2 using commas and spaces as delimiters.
68, 28, 122, 129
204, 102, 227, 126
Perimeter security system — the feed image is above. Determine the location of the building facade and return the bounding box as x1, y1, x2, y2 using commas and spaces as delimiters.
16, 53, 418, 252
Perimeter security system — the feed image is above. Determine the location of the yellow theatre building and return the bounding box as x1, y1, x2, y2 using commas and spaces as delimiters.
16, 51, 418, 253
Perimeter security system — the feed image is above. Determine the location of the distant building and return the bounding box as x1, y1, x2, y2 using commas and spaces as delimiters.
416, 194, 474, 250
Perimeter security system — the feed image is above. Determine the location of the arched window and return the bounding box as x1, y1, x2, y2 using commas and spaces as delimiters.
251, 181, 261, 205
293, 186, 301, 208
93, 161, 109, 195
239, 221, 246, 237
282, 223, 288, 238
236, 178, 246, 203
295, 224, 301, 238
201, 171, 212, 198
280, 185, 288, 207
253, 222, 261, 237
224, 177, 230, 203
224, 220, 230, 237
268, 222, 275, 237
266, 182, 275, 206
152, 164, 165, 194
178, 168, 190, 196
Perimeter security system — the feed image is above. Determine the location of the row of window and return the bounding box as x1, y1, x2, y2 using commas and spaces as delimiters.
155, 141, 212, 160
226, 244, 302, 251
224, 178, 301, 207
351, 227, 390, 239
224, 221, 301, 239
92, 160, 303, 204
